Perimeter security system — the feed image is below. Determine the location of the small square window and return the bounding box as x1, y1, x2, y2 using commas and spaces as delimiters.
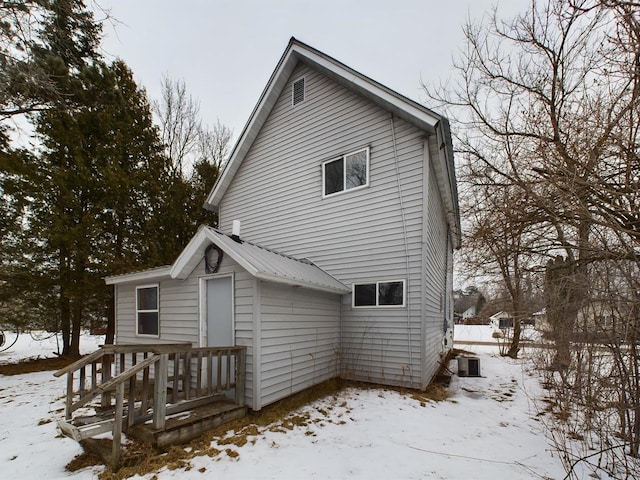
353, 280, 405, 308
322, 147, 369, 197
354, 284, 376, 306
378, 281, 404, 306
136, 285, 159, 336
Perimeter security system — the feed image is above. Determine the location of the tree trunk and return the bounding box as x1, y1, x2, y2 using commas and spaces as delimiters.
545, 256, 578, 370
69, 297, 82, 358
60, 293, 71, 356
60, 248, 71, 356
506, 319, 521, 359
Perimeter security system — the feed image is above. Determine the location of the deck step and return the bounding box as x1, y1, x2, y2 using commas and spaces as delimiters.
58, 418, 115, 441
129, 400, 246, 447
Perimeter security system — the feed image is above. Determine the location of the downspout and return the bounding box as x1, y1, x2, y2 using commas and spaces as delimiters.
420, 138, 432, 388
390, 115, 414, 378
252, 278, 262, 411
442, 229, 453, 352
339, 292, 343, 379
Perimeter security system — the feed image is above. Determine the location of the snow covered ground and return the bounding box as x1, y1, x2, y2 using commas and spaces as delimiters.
0, 330, 104, 363
0, 329, 571, 479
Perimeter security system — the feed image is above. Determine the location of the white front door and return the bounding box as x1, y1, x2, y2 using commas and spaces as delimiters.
206, 276, 233, 347
205, 276, 234, 393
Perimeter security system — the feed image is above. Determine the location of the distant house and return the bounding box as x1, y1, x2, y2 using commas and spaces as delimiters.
490, 311, 514, 330
531, 309, 546, 330
462, 306, 476, 319
575, 300, 631, 341
106, 38, 460, 411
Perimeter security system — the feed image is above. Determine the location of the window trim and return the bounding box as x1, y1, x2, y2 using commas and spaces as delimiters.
322, 147, 370, 198
136, 284, 159, 337
352, 279, 406, 308
292, 76, 305, 106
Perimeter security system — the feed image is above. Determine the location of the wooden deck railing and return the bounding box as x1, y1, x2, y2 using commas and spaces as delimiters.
54, 343, 247, 470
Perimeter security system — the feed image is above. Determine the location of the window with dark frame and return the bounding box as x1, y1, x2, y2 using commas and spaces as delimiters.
322, 147, 369, 197
136, 285, 159, 336
353, 280, 405, 307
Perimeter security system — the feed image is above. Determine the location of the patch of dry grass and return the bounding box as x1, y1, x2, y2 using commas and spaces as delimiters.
88, 379, 344, 479
71, 371, 456, 479
0, 356, 82, 375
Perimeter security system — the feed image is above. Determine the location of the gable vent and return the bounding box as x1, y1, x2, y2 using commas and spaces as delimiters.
292, 77, 305, 105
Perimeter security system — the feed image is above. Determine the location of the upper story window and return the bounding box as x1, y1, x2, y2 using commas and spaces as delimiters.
292, 77, 305, 105
136, 284, 159, 336
322, 147, 369, 197
353, 279, 405, 308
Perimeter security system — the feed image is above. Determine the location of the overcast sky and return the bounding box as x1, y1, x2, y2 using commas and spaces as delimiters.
94, 0, 528, 136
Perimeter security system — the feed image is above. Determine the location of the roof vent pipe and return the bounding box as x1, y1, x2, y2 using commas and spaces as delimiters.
231, 220, 242, 243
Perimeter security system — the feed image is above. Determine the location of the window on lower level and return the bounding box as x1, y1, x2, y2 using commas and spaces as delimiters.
136, 285, 159, 336
353, 280, 405, 308
323, 147, 369, 197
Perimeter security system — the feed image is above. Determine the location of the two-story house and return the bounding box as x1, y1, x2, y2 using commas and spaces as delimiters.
106, 38, 461, 411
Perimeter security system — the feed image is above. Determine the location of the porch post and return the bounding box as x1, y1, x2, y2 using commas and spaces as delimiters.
235, 348, 246, 406
111, 382, 124, 472
153, 354, 168, 430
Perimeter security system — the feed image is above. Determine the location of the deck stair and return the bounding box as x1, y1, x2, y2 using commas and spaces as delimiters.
54, 343, 246, 471
58, 415, 116, 441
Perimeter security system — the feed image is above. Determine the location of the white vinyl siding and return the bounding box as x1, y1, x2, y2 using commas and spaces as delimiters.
219, 63, 429, 388
258, 282, 340, 408
422, 148, 450, 383
114, 256, 257, 407
116, 276, 200, 347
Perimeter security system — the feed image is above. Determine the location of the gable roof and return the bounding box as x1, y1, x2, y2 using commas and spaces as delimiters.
204, 37, 460, 247
106, 226, 350, 295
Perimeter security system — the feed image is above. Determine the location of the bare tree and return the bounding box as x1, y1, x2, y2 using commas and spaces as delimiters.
153, 75, 232, 175
153, 75, 202, 176
198, 119, 232, 170
462, 181, 544, 357
426, 0, 640, 476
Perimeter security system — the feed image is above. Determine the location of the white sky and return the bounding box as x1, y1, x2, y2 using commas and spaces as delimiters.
93, 0, 528, 136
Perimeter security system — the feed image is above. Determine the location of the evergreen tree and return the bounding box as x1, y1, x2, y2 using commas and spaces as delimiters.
0, 0, 101, 345
2, 58, 169, 355
0, 1, 228, 354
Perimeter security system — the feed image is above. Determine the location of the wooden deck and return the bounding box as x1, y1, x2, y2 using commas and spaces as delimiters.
54, 343, 247, 471
129, 398, 246, 447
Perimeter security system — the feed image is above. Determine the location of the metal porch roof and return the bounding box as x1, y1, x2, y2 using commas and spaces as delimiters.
197, 227, 349, 294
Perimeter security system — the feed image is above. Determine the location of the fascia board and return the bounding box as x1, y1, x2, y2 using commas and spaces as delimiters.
202, 229, 261, 279
434, 121, 462, 249
205, 46, 300, 210
170, 225, 209, 280
253, 271, 350, 295
104, 267, 172, 285
291, 43, 440, 132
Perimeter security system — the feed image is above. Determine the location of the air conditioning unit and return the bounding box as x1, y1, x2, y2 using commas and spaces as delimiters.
457, 356, 481, 377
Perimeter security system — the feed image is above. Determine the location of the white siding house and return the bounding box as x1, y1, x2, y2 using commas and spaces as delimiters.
106, 38, 460, 411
